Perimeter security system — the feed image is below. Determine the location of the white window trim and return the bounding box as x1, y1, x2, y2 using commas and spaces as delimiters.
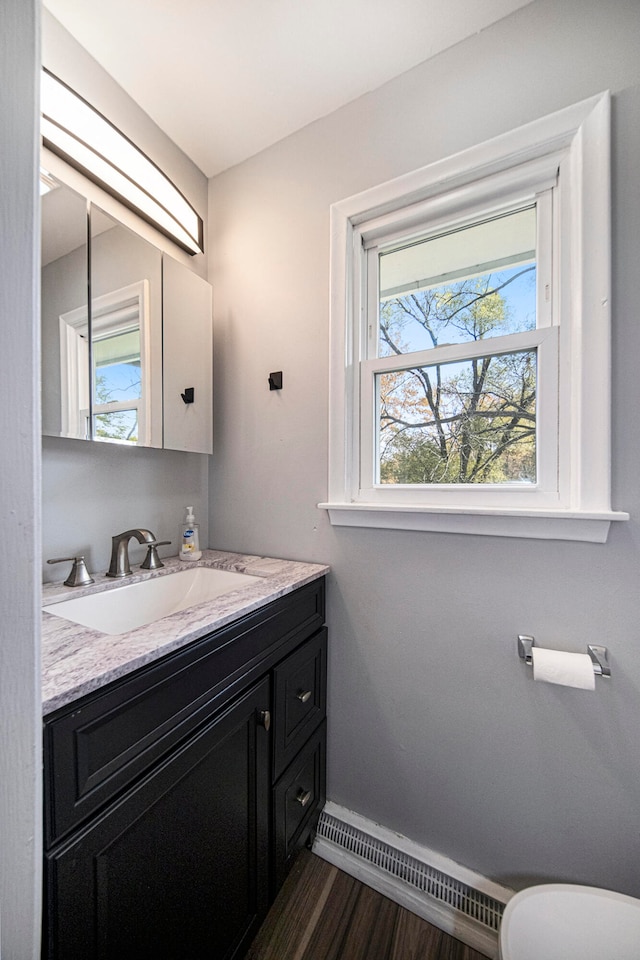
59, 306, 90, 439
319, 92, 628, 542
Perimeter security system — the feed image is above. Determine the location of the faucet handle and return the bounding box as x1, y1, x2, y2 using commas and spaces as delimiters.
141, 541, 171, 570
47, 556, 95, 587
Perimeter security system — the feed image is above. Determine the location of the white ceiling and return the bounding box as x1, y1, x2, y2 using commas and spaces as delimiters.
43, 0, 533, 178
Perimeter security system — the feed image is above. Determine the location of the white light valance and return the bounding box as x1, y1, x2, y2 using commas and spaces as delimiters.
41, 69, 203, 255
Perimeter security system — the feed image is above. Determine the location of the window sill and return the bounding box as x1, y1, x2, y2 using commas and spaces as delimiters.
317, 502, 629, 543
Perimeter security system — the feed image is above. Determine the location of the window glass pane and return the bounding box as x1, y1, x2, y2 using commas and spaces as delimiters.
376, 349, 536, 485
94, 408, 139, 443
94, 330, 142, 403
379, 207, 536, 357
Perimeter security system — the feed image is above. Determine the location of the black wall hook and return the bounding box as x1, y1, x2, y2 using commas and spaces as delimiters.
268, 371, 283, 391
181, 387, 195, 404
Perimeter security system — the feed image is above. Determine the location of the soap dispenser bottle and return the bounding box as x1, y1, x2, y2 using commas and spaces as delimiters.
179, 506, 202, 562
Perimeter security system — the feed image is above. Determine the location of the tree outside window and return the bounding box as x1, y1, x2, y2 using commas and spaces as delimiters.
377, 263, 537, 485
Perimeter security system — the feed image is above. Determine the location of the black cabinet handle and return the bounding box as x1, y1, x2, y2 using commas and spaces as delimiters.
296, 690, 312, 704
295, 788, 312, 807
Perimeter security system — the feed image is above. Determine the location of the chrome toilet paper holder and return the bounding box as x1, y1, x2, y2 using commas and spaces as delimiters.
517, 635, 611, 678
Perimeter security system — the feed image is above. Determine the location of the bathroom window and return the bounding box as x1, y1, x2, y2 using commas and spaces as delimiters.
59, 279, 151, 444
93, 326, 143, 443
365, 202, 551, 493
91, 281, 151, 445
320, 93, 628, 541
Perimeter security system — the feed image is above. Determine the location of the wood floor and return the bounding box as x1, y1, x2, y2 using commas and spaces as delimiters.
245, 850, 491, 960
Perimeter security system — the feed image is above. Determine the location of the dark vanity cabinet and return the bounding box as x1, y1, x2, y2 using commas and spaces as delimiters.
42, 578, 327, 960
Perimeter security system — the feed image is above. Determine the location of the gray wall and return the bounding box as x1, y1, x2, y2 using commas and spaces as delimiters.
41, 11, 211, 583
208, 0, 640, 895
42, 437, 209, 579
0, 0, 42, 954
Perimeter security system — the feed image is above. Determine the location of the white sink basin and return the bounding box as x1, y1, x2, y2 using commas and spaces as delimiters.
43, 566, 261, 635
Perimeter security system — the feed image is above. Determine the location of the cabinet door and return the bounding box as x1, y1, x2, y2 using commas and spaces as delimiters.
162, 254, 213, 454
44, 679, 270, 960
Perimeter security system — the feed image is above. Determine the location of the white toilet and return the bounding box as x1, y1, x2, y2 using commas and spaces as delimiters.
498, 883, 640, 960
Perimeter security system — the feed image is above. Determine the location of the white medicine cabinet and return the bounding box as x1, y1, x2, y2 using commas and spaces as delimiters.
41, 173, 212, 455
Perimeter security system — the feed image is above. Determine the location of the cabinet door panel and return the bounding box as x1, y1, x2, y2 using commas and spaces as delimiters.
163, 254, 212, 454
45, 679, 270, 960
90, 205, 163, 447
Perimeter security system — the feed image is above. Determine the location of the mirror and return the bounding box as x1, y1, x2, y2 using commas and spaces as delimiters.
41, 169, 212, 454
162, 255, 213, 454
89, 204, 162, 447
41, 174, 89, 440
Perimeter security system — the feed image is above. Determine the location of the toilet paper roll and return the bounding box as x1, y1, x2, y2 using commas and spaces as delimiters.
531, 647, 596, 690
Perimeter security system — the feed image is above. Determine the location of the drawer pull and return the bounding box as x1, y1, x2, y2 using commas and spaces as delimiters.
295, 788, 312, 807
297, 690, 312, 704
258, 710, 271, 732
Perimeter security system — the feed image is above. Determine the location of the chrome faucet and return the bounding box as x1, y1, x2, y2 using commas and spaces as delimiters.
107, 528, 158, 578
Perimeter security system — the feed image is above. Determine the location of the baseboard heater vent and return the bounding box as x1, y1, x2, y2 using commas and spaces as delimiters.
316, 809, 505, 935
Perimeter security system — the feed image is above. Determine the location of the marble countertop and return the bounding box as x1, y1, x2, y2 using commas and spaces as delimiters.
42, 550, 329, 716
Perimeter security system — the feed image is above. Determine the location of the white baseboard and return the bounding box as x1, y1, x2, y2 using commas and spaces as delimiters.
313, 801, 514, 960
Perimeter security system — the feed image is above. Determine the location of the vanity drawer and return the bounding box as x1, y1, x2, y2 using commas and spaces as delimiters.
44, 578, 325, 846
273, 721, 326, 891
272, 628, 326, 781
